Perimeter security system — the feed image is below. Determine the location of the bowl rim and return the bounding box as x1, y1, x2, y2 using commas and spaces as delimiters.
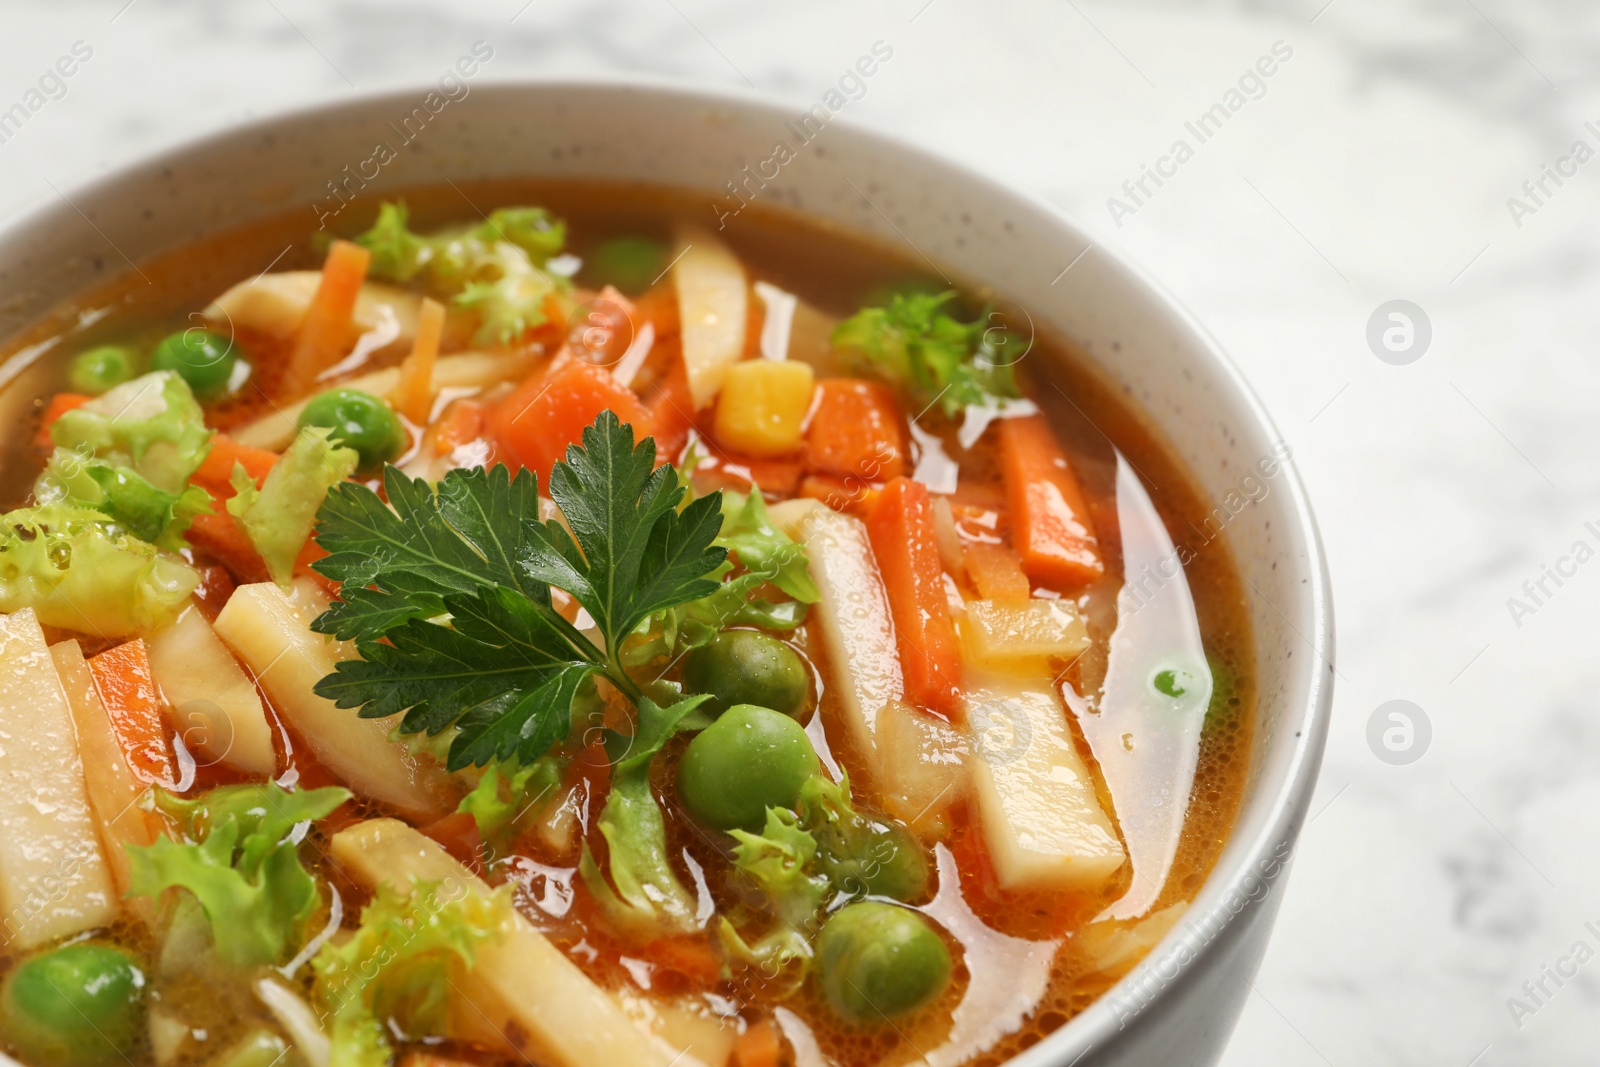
0, 74, 1334, 1064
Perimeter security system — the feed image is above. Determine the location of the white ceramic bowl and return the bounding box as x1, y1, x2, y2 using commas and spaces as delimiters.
0, 80, 1333, 1067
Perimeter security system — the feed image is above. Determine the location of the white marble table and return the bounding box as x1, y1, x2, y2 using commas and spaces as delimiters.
3, 1, 1592, 1064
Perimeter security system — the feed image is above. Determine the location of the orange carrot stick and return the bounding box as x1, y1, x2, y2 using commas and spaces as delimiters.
432, 399, 488, 458
396, 297, 446, 424
192, 434, 279, 493
283, 239, 372, 397
997, 415, 1103, 589
86, 639, 178, 789
866, 477, 962, 721
805, 379, 907, 482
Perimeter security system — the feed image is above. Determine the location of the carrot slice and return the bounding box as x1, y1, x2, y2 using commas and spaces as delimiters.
490, 356, 654, 487
805, 379, 907, 482
645, 360, 697, 464
866, 477, 962, 721
734, 1019, 782, 1067
396, 297, 447, 424
963, 541, 1032, 604
35, 393, 91, 451
798, 474, 883, 517
192, 434, 278, 493
283, 239, 372, 397
86, 639, 177, 789
998, 415, 1103, 588
433, 399, 488, 458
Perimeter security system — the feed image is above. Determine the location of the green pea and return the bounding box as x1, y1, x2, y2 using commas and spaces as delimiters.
1, 943, 146, 1067
68, 345, 137, 395
676, 704, 818, 830
150, 328, 243, 398
585, 236, 668, 295
682, 630, 809, 719
816, 901, 950, 1022
297, 388, 406, 470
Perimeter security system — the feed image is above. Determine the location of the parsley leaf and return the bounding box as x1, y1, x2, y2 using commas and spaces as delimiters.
309, 413, 728, 771
831, 290, 1023, 417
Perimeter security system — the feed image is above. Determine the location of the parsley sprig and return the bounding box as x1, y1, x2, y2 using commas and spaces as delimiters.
309, 413, 727, 771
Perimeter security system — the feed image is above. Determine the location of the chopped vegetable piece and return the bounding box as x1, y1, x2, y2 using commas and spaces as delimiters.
48, 640, 160, 897
395, 296, 446, 423
192, 434, 278, 492
795, 774, 928, 902
673, 230, 749, 408
795, 507, 903, 784
0, 504, 199, 636
313, 878, 513, 1067
997, 414, 1103, 588
205, 270, 435, 356
797, 473, 883, 516
126, 783, 349, 968
733, 1019, 783, 1067
86, 638, 177, 788
815, 901, 951, 1021
964, 675, 1124, 891
962, 541, 1030, 603
866, 477, 963, 720
213, 580, 457, 820
36, 447, 212, 550
228, 426, 359, 586
0, 943, 145, 1067
804, 379, 907, 481
284, 240, 373, 397
644, 361, 696, 462
961, 598, 1089, 672
872, 700, 969, 835
456, 755, 563, 849
147, 605, 277, 775
330, 818, 673, 1067
150, 328, 243, 399
70, 345, 138, 395
831, 290, 1021, 418
0, 609, 117, 948
677, 704, 819, 831
353, 201, 568, 347
490, 357, 655, 487
713, 360, 815, 457
581, 693, 711, 940
311, 415, 725, 771
49, 370, 213, 493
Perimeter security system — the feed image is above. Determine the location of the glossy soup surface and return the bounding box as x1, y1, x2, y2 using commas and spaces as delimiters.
0, 180, 1253, 1067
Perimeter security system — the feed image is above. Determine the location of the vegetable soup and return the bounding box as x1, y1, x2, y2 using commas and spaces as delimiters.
0, 180, 1254, 1067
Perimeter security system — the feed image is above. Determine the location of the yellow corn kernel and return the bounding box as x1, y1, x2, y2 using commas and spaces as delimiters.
712, 359, 815, 457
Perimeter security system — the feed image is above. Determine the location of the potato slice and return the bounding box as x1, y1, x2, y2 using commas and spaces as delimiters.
213, 582, 454, 820
965, 674, 1124, 892
48, 640, 159, 899
673, 229, 748, 408
961, 598, 1090, 673
330, 818, 673, 1067
873, 700, 970, 835
148, 605, 276, 775
795, 507, 903, 781
0, 609, 116, 947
